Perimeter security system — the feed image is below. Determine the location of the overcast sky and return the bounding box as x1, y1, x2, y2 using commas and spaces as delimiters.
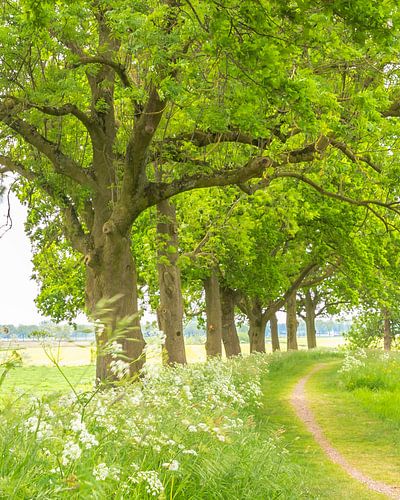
0, 187, 47, 325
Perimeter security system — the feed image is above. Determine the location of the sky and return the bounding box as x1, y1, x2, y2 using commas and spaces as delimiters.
0, 187, 47, 325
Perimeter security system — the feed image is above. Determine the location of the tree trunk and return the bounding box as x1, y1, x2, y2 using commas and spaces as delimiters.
156, 200, 187, 365
286, 291, 298, 350
248, 300, 267, 353
270, 311, 280, 352
85, 231, 145, 382
220, 286, 241, 357
383, 309, 392, 351
304, 290, 317, 349
203, 270, 222, 357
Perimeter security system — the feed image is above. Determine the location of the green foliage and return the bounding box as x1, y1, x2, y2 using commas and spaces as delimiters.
345, 311, 400, 349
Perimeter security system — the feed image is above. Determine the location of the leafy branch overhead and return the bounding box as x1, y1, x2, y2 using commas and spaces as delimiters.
1, 0, 400, 377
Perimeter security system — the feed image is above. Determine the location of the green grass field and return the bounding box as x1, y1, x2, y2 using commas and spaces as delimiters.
0, 335, 345, 366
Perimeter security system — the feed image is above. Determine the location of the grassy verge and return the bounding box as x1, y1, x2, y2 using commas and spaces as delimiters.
0, 355, 316, 499
307, 356, 400, 486
260, 350, 386, 499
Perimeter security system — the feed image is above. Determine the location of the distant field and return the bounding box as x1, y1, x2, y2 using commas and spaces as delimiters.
0, 336, 345, 366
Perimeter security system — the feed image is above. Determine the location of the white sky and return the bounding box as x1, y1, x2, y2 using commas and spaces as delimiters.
0, 187, 47, 325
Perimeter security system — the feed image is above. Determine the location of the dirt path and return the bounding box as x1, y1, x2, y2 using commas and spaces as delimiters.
290, 364, 400, 499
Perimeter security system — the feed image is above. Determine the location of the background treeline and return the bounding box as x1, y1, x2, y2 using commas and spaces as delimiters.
0, 318, 351, 342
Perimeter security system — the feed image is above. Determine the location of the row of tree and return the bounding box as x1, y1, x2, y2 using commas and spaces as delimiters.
1, 0, 400, 380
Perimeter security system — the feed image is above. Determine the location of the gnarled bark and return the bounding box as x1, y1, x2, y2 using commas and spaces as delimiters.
85, 230, 145, 382
203, 269, 222, 357
270, 311, 280, 352
156, 200, 187, 365
220, 286, 241, 357
286, 291, 298, 350
247, 300, 267, 353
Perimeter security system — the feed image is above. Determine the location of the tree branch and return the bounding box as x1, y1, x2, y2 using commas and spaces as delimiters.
272, 171, 400, 214
0, 155, 89, 253
25, 101, 97, 134
69, 56, 131, 88
330, 138, 381, 173
0, 106, 99, 192
168, 130, 272, 148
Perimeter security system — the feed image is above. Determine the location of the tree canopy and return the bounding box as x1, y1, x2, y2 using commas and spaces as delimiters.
1, 0, 400, 378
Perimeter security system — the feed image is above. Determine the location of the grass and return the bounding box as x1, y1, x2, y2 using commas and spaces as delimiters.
307, 362, 400, 487
0, 355, 312, 499
0, 335, 345, 366
260, 350, 387, 499
1, 365, 95, 397
2, 346, 395, 498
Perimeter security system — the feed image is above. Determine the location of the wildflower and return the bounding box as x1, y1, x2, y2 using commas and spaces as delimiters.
110, 359, 130, 379
93, 463, 109, 481
162, 460, 180, 471
130, 471, 164, 496
182, 449, 198, 456
79, 429, 99, 449
70, 414, 86, 433
187, 425, 197, 432
26, 416, 53, 440
61, 441, 82, 466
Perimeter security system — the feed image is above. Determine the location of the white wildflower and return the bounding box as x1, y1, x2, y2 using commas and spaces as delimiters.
110, 359, 130, 379
61, 441, 82, 466
70, 414, 86, 433
182, 449, 198, 456
162, 460, 180, 471
79, 429, 99, 449
93, 463, 109, 481
130, 471, 164, 496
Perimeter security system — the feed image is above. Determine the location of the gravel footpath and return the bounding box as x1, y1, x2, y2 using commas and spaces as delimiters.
290, 364, 400, 499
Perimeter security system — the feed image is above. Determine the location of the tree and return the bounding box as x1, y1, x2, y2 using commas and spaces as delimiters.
1, 0, 399, 380
156, 199, 186, 364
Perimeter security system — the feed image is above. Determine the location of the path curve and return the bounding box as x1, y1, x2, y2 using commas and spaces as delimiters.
290, 364, 400, 499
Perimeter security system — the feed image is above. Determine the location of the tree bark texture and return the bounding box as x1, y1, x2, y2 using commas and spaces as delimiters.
203, 270, 223, 358
270, 311, 280, 352
220, 286, 241, 357
286, 291, 298, 350
85, 231, 145, 382
304, 290, 317, 349
383, 309, 392, 351
248, 300, 267, 353
156, 200, 187, 365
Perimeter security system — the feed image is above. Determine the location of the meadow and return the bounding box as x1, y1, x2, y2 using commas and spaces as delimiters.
0, 335, 345, 366
2, 343, 399, 499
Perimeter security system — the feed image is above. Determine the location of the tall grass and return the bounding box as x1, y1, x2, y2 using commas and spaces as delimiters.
0, 354, 304, 499
337, 350, 400, 424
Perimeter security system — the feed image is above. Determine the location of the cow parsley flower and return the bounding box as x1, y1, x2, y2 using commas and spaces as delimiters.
93, 463, 110, 481
162, 460, 179, 471
61, 441, 82, 466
